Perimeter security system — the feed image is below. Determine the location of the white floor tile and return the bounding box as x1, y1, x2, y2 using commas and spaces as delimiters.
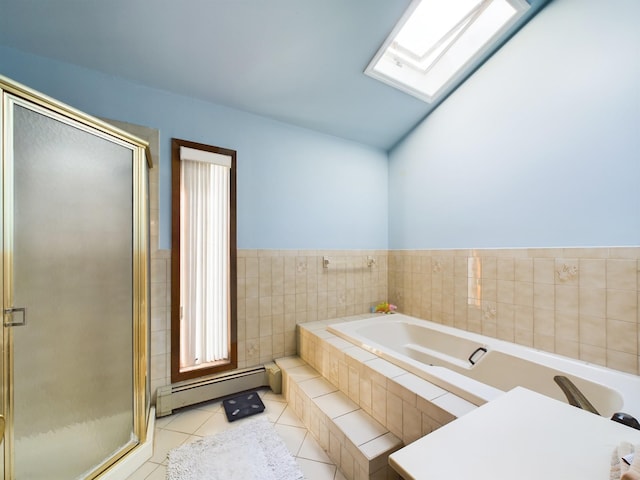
297, 433, 333, 464
296, 458, 338, 480
153, 414, 174, 429
193, 411, 235, 436
333, 468, 348, 480
163, 408, 213, 433
273, 423, 307, 456
149, 429, 190, 464
145, 463, 167, 480
263, 399, 287, 422
126, 461, 158, 480
277, 405, 305, 427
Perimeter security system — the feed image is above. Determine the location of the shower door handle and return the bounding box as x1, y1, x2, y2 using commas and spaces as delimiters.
0, 415, 4, 442
4, 307, 26, 327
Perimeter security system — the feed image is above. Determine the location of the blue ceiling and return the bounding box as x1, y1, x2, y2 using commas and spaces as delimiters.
0, 0, 550, 150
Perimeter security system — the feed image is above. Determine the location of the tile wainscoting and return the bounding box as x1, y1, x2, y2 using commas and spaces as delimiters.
236, 250, 389, 367
149, 246, 639, 401
389, 247, 640, 375
149, 250, 389, 398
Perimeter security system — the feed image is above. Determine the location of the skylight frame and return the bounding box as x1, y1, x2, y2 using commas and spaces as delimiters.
365, 0, 531, 104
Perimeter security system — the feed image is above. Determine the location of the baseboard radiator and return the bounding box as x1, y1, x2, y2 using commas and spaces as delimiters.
156, 363, 281, 417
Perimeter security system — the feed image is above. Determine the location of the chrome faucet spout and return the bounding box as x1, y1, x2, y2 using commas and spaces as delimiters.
553, 375, 600, 415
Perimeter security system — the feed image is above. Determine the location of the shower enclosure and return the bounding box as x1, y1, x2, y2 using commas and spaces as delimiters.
0, 75, 150, 479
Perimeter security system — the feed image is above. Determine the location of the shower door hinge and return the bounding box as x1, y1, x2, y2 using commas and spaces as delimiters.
4, 307, 27, 327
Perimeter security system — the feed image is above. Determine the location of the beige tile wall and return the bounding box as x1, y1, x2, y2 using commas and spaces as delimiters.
388, 247, 640, 375
237, 250, 389, 367
149, 245, 639, 400
149, 249, 388, 398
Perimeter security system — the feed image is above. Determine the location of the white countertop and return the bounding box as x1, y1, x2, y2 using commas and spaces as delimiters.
389, 387, 640, 480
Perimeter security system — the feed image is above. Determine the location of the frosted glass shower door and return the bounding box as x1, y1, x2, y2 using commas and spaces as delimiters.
4, 97, 137, 478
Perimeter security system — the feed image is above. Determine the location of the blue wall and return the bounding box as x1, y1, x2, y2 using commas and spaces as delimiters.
0, 46, 388, 250
3, 0, 638, 252
389, 0, 640, 249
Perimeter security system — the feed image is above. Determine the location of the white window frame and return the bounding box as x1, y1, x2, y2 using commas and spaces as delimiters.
365, 0, 530, 103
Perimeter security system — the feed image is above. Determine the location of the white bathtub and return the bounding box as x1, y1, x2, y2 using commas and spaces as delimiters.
328, 314, 640, 419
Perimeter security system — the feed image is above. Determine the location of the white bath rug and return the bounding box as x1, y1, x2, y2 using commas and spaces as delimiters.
167, 416, 304, 480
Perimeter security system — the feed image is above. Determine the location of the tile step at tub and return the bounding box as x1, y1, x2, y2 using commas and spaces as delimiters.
296, 317, 480, 437
276, 356, 403, 480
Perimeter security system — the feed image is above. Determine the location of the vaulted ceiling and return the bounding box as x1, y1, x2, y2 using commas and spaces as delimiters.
0, 0, 548, 150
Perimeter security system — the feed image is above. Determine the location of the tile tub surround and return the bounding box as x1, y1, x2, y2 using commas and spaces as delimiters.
388, 247, 640, 375
149, 244, 638, 403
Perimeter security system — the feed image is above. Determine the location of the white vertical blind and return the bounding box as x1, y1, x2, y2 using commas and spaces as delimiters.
179, 152, 230, 368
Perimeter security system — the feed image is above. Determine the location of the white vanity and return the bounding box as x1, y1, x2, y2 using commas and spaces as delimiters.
389, 387, 640, 480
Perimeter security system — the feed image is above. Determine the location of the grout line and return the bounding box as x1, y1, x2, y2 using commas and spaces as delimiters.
294, 430, 307, 457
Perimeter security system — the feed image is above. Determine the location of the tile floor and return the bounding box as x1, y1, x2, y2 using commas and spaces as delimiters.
127, 389, 346, 480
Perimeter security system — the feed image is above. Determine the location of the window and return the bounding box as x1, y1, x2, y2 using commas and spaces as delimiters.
171, 138, 237, 382
365, 0, 529, 103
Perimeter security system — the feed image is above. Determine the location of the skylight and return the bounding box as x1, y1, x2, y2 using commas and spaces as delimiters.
366, 0, 530, 103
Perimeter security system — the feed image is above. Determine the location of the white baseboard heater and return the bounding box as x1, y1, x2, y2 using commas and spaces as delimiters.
156, 363, 281, 417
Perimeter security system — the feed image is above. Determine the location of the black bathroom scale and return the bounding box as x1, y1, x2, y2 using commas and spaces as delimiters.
222, 391, 266, 422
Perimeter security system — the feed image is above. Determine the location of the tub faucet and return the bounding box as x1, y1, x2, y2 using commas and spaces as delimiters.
553, 375, 600, 415
554, 375, 640, 430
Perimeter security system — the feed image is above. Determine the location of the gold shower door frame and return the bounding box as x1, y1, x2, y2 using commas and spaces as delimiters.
0, 76, 149, 479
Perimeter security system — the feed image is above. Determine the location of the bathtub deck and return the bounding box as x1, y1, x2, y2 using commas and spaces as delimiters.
282, 315, 481, 480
